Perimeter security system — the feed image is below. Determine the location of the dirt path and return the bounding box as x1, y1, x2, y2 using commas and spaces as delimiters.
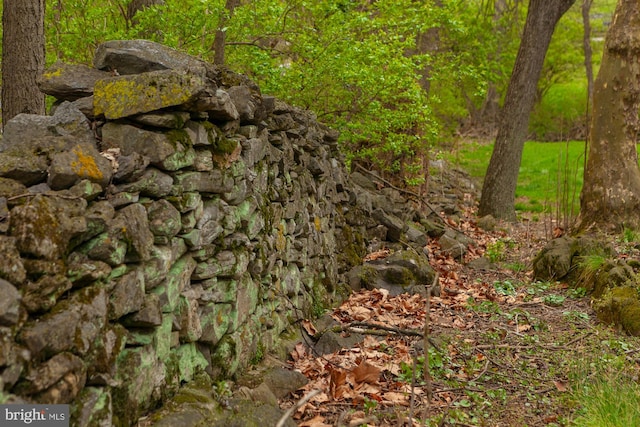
280, 211, 640, 426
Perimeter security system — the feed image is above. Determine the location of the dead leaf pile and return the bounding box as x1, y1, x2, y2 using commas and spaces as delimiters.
280, 208, 565, 426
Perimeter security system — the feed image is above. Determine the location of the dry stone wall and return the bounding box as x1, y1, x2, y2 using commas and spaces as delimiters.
0, 40, 444, 426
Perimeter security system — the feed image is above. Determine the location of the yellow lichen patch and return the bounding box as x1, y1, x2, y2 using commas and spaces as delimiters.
71, 146, 103, 180
275, 222, 287, 252
42, 66, 63, 79
93, 71, 204, 119
314, 216, 322, 232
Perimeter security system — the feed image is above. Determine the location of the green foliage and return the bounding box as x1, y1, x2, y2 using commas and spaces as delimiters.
485, 238, 514, 263
212, 380, 233, 402
2, 0, 609, 188
529, 80, 589, 141
543, 294, 565, 307
363, 396, 378, 415
35, 0, 514, 188
576, 253, 607, 289
569, 287, 588, 298
571, 371, 640, 427
485, 240, 506, 263
398, 347, 446, 384
563, 310, 589, 322
493, 280, 516, 296
620, 227, 640, 244
46, 0, 131, 63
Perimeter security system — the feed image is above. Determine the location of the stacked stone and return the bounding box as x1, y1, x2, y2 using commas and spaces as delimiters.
0, 40, 355, 426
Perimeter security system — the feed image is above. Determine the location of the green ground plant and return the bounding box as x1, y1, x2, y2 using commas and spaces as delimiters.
575, 253, 607, 290
571, 370, 640, 427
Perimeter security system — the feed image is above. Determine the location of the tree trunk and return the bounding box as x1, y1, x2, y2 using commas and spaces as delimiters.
126, 0, 163, 25
477, 0, 576, 221
2, 0, 46, 126
475, 0, 521, 133
212, 0, 240, 65
582, 0, 594, 105
578, 0, 640, 231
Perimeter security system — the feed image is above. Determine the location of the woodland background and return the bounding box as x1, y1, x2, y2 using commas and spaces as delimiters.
0, 0, 616, 188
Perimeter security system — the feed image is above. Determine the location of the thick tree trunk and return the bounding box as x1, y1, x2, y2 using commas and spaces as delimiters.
2, 0, 46, 126
578, 0, 640, 231
477, 0, 575, 221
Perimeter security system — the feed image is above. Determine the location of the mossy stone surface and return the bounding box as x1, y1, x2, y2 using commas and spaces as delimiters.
94, 69, 207, 119
594, 286, 640, 336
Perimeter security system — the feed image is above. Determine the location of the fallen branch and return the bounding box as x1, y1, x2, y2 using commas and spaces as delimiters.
338, 321, 441, 352
275, 389, 322, 427
424, 272, 439, 403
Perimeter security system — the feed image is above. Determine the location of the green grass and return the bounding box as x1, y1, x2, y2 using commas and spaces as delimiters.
445, 139, 586, 214
530, 80, 589, 141
571, 371, 640, 427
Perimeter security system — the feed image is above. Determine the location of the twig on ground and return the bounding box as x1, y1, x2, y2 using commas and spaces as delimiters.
565, 331, 593, 347
275, 389, 322, 427
340, 322, 442, 352
423, 272, 439, 419
424, 274, 439, 399
468, 359, 491, 383
475, 343, 573, 351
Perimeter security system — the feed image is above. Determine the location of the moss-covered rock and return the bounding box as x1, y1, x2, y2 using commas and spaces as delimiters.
38, 61, 112, 101
594, 286, 640, 336
94, 69, 209, 119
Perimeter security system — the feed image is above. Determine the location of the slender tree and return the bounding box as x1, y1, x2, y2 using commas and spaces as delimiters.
2, 0, 46, 126
126, 0, 163, 24
578, 0, 640, 231
477, 0, 576, 221
213, 0, 241, 65
582, 0, 594, 105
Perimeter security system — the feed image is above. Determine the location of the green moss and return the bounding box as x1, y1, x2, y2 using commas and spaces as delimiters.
94, 71, 201, 119
621, 302, 640, 336
340, 224, 366, 267
167, 128, 191, 146
594, 286, 640, 335
202, 120, 222, 145
249, 342, 265, 365
42, 66, 63, 79
358, 265, 379, 287
213, 136, 238, 155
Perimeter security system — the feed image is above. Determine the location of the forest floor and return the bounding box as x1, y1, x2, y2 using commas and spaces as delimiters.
279, 207, 640, 427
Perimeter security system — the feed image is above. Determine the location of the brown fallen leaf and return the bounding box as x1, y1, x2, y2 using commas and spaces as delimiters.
301, 319, 318, 336
328, 366, 348, 400
299, 415, 332, 427
517, 324, 532, 333
553, 380, 568, 392
291, 342, 308, 362
382, 391, 410, 406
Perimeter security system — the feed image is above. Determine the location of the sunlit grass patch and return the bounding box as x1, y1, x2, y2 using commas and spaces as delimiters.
444, 139, 585, 214
571, 371, 640, 427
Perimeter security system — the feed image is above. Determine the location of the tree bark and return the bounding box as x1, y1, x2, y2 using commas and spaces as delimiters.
582, 0, 594, 105
126, 0, 163, 25
2, 0, 46, 126
477, 0, 576, 221
475, 0, 522, 133
212, 0, 240, 65
578, 0, 640, 231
